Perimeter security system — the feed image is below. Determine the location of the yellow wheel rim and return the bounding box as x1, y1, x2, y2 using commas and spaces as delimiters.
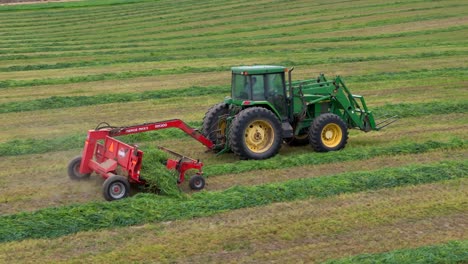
218, 119, 227, 137
321, 123, 342, 148
244, 120, 275, 153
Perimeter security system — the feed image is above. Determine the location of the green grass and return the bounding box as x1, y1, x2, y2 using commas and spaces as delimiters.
0, 101, 465, 157
0, 76, 466, 113
0, 160, 465, 243
0, 0, 157, 12
0, 0, 466, 259
0, 85, 228, 113
203, 139, 466, 176
139, 147, 182, 197
325, 240, 468, 264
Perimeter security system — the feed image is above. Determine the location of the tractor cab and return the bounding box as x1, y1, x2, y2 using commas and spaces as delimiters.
230, 65, 289, 118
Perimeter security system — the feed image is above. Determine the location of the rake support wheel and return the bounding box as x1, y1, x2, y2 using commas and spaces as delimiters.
67, 156, 91, 181
189, 175, 205, 190
102, 175, 130, 201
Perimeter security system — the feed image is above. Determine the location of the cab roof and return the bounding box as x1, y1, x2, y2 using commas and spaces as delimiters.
231, 65, 286, 75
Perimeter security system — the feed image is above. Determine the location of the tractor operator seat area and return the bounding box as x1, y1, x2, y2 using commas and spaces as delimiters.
232, 73, 285, 101
232, 72, 287, 117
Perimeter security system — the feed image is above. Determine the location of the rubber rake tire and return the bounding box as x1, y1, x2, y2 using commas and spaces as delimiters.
102, 175, 130, 201
229, 107, 282, 160
67, 156, 91, 181
308, 113, 348, 152
201, 102, 229, 144
189, 175, 205, 190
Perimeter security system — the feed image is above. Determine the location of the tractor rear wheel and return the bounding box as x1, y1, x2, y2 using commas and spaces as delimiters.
201, 102, 229, 145
309, 113, 348, 152
67, 156, 91, 181
229, 107, 282, 160
102, 175, 130, 201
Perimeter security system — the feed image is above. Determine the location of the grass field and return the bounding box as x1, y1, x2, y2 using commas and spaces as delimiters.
0, 0, 467, 263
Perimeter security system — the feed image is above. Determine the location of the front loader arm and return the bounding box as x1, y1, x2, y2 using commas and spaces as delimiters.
331, 77, 377, 131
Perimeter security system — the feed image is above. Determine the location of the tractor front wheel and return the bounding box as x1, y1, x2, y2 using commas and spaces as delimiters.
229, 107, 282, 160
67, 156, 91, 181
309, 113, 348, 152
102, 175, 130, 201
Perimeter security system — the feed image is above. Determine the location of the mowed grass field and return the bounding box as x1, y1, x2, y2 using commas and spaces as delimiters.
0, 0, 467, 262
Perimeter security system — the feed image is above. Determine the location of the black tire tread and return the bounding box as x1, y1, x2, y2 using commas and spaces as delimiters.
102, 175, 130, 201
189, 175, 205, 190
309, 113, 349, 152
229, 107, 282, 160
67, 156, 91, 181
201, 102, 228, 143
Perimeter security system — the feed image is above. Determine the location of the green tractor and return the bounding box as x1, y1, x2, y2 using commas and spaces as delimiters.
202, 65, 394, 160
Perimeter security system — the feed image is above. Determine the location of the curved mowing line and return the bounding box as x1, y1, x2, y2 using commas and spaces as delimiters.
0, 0, 275, 34
1, 3, 463, 47
2, 7, 463, 52
3, 5, 456, 47
0, 26, 465, 61
0, 160, 465, 243
1, 1, 453, 43
0, 3, 162, 26
0, 1, 193, 27
1, 22, 465, 56
324, 240, 468, 264
0, 2, 248, 42
0, 0, 286, 40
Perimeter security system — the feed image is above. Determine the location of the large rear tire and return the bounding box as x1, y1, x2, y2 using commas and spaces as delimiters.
201, 102, 229, 145
309, 113, 348, 152
229, 107, 282, 160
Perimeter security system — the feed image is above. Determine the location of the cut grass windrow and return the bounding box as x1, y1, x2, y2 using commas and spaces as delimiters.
2, 4, 464, 50
1, 50, 465, 73
0, 0, 155, 12
203, 139, 466, 177
1, 69, 467, 113
2, 3, 462, 44
0, 85, 228, 113
0, 99, 466, 157
324, 240, 468, 264
0, 160, 465, 243
0, 67, 227, 89
1, 25, 465, 63
0, 64, 465, 90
